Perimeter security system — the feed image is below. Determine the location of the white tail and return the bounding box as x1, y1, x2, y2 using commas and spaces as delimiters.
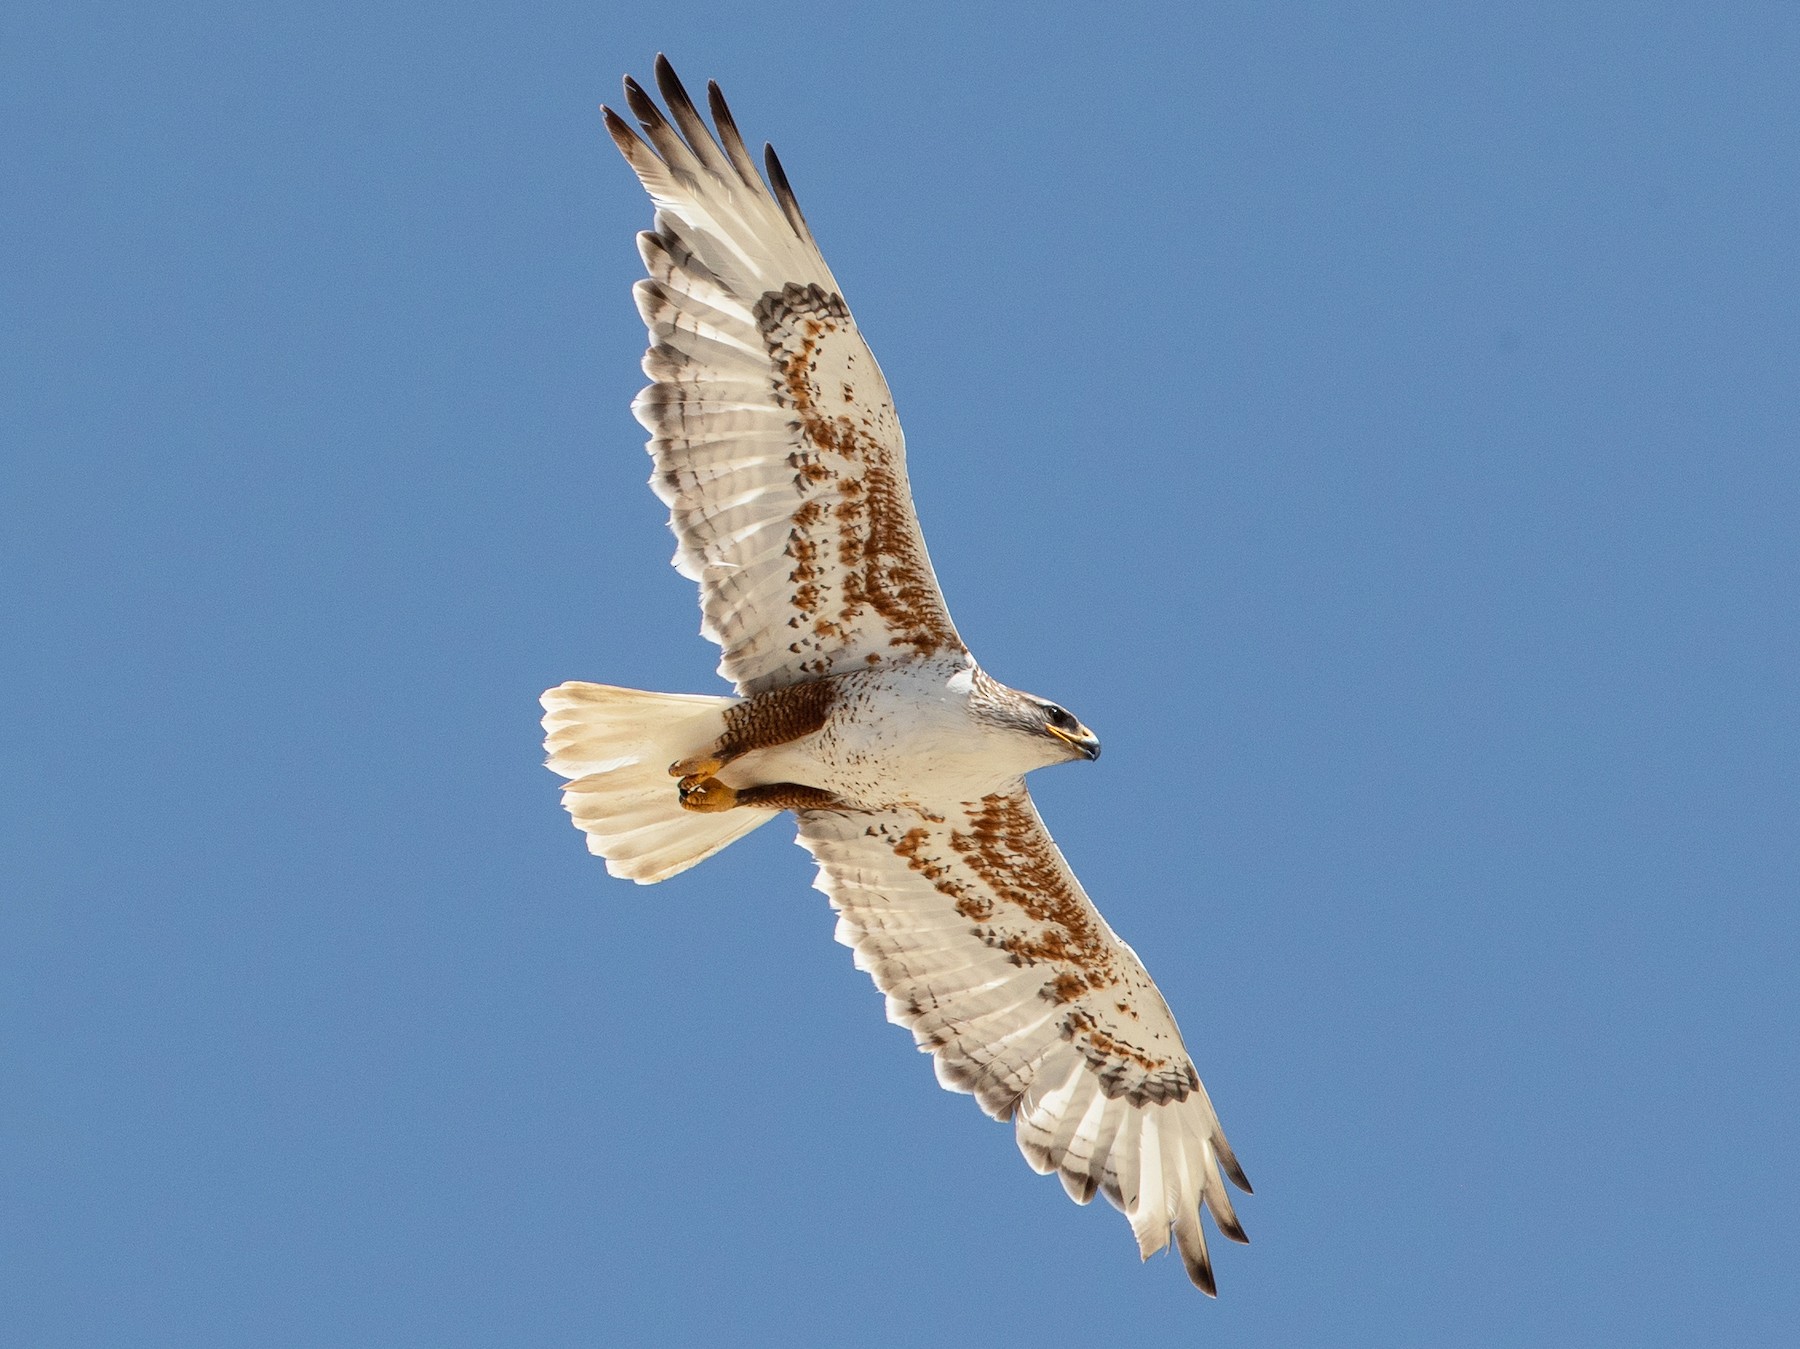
540, 681, 780, 884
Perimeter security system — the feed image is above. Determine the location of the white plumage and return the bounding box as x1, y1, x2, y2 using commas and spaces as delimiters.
542, 57, 1252, 1294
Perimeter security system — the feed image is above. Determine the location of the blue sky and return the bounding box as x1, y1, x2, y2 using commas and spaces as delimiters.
7, 2, 1797, 1344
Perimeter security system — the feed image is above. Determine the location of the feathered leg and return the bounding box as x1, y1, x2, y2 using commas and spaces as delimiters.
668, 679, 838, 778
678, 779, 844, 813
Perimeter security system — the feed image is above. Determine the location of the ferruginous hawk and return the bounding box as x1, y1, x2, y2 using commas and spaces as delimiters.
542, 57, 1251, 1294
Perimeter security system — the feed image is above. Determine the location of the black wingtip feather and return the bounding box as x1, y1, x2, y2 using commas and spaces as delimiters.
763, 142, 810, 239
1222, 1153, 1253, 1194
652, 54, 687, 108
622, 75, 664, 133
1181, 1245, 1218, 1297
601, 105, 641, 155
706, 80, 762, 187
653, 55, 725, 172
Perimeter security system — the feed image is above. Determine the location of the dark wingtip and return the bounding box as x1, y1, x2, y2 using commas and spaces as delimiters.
622, 74, 661, 130
1216, 1210, 1250, 1245
601, 104, 639, 154
763, 142, 792, 194
1219, 1145, 1253, 1194
1185, 1252, 1218, 1298
763, 142, 810, 238
705, 80, 760, 186
653, 54, 699, 126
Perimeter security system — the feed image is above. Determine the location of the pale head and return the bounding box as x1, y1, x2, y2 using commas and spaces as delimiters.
966, 668, 1101, 773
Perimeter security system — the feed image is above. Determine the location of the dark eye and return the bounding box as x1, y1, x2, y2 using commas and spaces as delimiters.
1045, 705, 1074, 729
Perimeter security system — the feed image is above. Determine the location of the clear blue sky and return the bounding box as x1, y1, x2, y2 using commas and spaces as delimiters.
7, 3, 1797, 1344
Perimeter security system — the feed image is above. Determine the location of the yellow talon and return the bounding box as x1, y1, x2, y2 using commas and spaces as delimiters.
677, 775, 737, 812
669, 753, 726, 779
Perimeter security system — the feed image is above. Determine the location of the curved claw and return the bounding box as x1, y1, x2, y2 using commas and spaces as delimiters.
669, 753, 726, 779
677, 776, 737, 812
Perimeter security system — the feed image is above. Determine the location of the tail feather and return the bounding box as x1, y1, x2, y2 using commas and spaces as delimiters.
541, 681, 778, 883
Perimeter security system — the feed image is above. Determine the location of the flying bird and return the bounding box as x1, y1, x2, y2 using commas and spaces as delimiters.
542, 57, 1251, 1294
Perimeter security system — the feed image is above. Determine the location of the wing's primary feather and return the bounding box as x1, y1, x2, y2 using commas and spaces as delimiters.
608, 58, 965, 694
796, 786, 1251, 1293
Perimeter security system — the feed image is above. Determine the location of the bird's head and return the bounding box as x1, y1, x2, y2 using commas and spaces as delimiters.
966, 671, 1101, 769
1033, 697, 1102, 763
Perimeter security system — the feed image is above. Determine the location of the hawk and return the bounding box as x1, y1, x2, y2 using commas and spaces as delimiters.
542, 57, 1252, 1293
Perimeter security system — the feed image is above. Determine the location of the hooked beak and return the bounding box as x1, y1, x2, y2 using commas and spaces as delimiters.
1047, 722, 1102, 761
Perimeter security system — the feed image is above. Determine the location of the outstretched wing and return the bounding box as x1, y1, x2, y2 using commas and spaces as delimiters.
796, 787, 1252, 1294
606, 59, 966, 695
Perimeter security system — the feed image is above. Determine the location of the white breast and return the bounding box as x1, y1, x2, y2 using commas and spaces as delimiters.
726, 658, 1035, 809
